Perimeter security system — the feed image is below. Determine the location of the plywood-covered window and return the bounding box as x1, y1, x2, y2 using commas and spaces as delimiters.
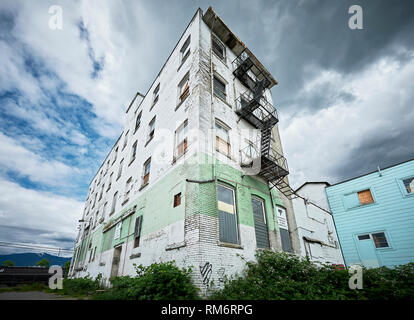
215, 120, 231, 157
175, 119, 188, 158
358, 189, 374, 205
173, 193, 181, 207
142, 158, 151, 186
178, 72, 190, 103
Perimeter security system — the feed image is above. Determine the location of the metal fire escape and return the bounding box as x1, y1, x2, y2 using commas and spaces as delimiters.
233, 50, 294, 198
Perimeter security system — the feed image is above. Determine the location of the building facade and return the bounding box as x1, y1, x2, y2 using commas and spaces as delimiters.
69, 7, 300, 293
326, 159, 414, 268
292, 182, 344, 266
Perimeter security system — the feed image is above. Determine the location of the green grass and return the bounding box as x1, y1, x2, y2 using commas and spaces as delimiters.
0, 282, 49, 293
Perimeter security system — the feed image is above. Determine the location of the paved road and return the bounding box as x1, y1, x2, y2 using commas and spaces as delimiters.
0, 291, 78, 300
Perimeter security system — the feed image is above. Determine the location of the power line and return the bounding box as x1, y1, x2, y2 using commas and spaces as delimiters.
0, 241, 74, 254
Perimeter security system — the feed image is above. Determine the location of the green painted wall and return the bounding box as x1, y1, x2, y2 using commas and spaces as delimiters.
77, 152, 284, 261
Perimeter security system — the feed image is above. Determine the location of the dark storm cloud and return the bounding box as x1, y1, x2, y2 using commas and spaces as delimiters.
332, 119, 414, 184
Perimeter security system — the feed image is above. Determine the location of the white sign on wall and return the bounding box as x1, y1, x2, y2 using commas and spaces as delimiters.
114, 222, 121, 240
276, 206, 288, 230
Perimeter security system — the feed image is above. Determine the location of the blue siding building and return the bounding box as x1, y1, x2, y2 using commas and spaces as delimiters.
325, 159, 414, 268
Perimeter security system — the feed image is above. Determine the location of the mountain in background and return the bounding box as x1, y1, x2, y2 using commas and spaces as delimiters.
0, 252, 71, 266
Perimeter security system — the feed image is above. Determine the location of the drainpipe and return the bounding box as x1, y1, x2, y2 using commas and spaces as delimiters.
210, 16, 217, 180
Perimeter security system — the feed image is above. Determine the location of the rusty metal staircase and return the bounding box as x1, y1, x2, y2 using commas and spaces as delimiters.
233, 50, 294, 198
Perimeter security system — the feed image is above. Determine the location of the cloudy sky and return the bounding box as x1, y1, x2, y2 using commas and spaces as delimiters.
0, 0, 413, 255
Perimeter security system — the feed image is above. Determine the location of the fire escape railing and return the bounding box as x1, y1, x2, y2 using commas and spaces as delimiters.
233, 49, 293, 198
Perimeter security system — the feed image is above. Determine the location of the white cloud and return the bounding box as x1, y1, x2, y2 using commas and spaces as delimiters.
0, 177, 83, 242
0, 131, 76, 186
281, 52, 414, 187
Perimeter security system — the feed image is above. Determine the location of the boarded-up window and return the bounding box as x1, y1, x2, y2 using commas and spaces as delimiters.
217, 184, 239, 244
215, 121, 231, 157
142, 158, 151, 186
252, 197, 270, 249
175, 120, 188, 158
174, 193, 181, 207
178, 73, 190, 102
358, 189, 374, 205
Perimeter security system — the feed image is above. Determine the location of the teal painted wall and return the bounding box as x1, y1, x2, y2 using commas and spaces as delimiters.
326, 159, 414, 268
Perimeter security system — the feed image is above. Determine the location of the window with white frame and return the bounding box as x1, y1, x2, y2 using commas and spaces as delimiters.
99, 183, 104, 201
101, 202, 107, 222
113, 146, 118, 164
402, 177, 414, 194
135, 111, 142, 133
142, 158, 151, 186
123, 130, 129, 150
152, 84, 160, 107
130, 140, 137, 163
178, 73, 190, 103
180, 35, 191, 66
147, 117, 156, 144
215, 120, 231, 157
212, 35, 225, 61
175, 119, 188, 159
117, 158, 124, 180
110, 191, 118, 215
124, 177, 132, 204
213, 75, 226, 100
107, 172, 113, 192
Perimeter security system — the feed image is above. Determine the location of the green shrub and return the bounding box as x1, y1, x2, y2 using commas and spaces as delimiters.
95, 261, 200, 300
58, 274, 103, 296
209, 251, 414, 300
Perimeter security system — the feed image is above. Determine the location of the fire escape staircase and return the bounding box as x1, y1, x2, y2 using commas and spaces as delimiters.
233, 50, 294, 198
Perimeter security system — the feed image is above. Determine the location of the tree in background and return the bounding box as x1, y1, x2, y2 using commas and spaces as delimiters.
36, 258, 50, 267
1, 260, 15, 267
63, 260, 71, 275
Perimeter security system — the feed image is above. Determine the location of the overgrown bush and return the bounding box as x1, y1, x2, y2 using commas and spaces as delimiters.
58, 274, 103, 296
209, 251, 414, 300
95, 261, 200, 300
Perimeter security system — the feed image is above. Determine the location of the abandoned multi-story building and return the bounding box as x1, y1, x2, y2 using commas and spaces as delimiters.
69, 7, 300, 292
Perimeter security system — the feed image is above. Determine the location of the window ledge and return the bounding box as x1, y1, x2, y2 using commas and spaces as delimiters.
172, 150, 188, 165
217, 241, 244, 249
121, 199, 129, 206
175, 94, 189, 111
165, 241, 186, 251
212, 52, 226, 66
139, 183, 149, 191
214, 93, 232, 108
145, 136, 154, 147
128, 158, 136, 167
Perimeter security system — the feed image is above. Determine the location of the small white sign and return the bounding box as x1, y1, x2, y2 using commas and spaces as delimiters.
276, 206, 288, 230
114, 222, 121, 240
